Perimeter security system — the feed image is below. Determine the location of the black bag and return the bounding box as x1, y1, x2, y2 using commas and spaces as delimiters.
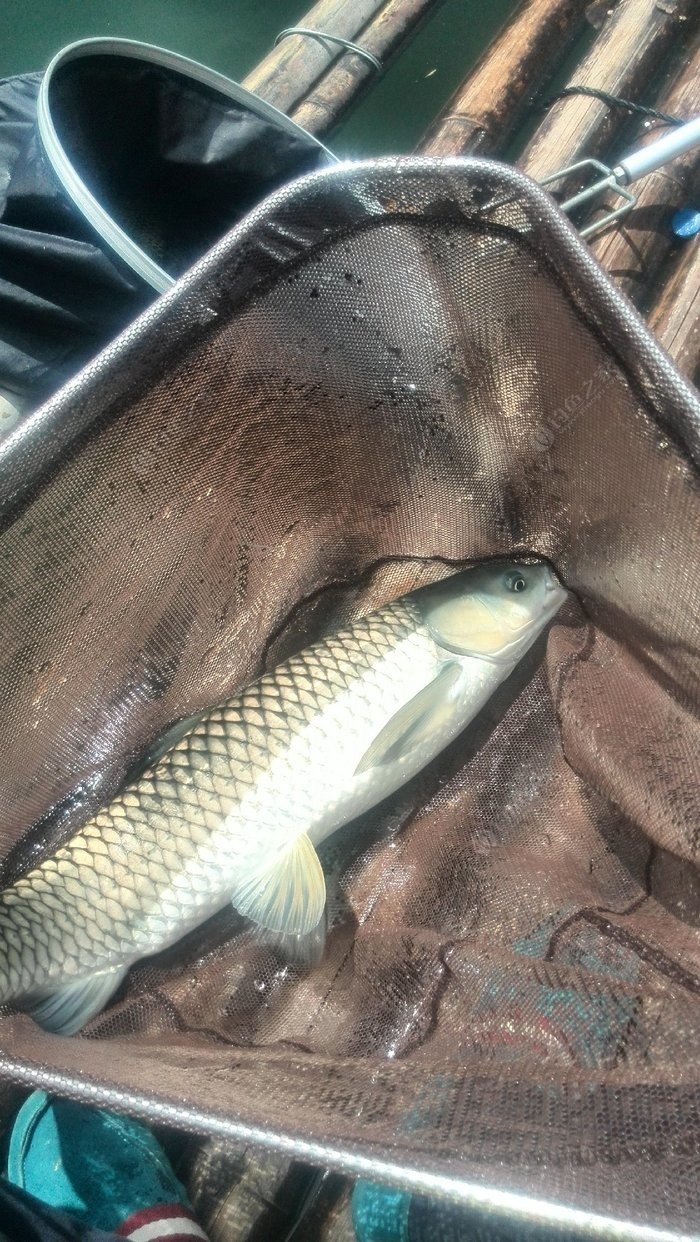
0, 37, 335, 421
0, 1182, 123, 1242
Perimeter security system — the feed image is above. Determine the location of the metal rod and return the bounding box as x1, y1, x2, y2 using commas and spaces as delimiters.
274, 27, 383, 73
242, 0, 388, 113
577, 189, 636, 237
589, 34, 700, 308
614, 116, 700, 184
539, 158, 611, 197
539, 159, 637, 238
292, 0, 444, 136
519, 0, 695, 181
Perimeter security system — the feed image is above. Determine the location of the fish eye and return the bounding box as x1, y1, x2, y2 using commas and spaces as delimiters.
505, 571, 528, 593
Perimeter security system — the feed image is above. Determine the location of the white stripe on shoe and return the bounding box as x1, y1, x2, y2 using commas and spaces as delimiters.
117, 1202, 209, 1241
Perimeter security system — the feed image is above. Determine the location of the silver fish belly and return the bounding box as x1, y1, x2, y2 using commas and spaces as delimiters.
0, 560, 566, 1033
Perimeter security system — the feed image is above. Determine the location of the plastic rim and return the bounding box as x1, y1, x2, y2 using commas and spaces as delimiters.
36, 37, 338, 294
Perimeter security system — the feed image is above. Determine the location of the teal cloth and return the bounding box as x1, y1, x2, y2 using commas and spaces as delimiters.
351, 1181, 591, 1242
352, 1180, 412, 1242
7, 1091, 191, 1234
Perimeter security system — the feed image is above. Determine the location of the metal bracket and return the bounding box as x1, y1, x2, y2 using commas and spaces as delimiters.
540, 158, 637, 239
274, 27, 383, 73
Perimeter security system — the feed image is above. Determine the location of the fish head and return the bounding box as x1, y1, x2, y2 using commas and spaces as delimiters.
418, 560, 567, 664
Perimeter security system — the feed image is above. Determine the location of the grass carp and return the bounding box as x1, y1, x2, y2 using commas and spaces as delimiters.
0, 560, 566, 1034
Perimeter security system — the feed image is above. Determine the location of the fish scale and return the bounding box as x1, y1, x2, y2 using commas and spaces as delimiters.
0, 563, 566, 1033
0, 599, 425, 1002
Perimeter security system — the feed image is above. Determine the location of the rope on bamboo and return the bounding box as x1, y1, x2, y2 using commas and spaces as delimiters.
538, 85, 685, 127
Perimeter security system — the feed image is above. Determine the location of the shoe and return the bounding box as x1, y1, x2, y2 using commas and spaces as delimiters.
7, 1090, 207, 1240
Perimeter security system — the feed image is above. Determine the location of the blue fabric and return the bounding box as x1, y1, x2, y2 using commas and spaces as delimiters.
7, 1092, 191, 1235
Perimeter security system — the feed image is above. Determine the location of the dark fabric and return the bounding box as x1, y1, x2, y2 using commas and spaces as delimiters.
0, 158, 698, 1239
0, 73, 149, 408
0, 1182, 122, 1242
0, 54, 331, 410
50, 57, 330, 276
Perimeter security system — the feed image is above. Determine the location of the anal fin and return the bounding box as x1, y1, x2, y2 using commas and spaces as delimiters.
22, 965, 128, 1036
233, 833, 326, 937
255, 913, 327, 969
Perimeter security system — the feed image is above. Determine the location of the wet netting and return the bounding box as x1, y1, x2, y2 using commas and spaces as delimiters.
0, 159, 698, 1238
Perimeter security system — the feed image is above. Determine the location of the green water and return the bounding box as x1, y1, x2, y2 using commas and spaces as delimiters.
0, 0, 516, 155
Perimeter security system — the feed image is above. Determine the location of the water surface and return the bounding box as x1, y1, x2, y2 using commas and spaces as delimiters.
0, 0, 516, 155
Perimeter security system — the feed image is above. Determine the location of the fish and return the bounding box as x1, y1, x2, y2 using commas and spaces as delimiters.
0, 559, 566, 1035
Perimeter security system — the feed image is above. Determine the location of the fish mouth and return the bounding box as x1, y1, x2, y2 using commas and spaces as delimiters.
543, 566, 568, 613
544, 566, 562, 593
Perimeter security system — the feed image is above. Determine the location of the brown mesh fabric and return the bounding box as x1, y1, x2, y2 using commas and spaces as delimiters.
0, 158, 699, 1237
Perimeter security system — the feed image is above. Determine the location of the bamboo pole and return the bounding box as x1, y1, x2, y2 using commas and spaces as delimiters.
648, 239, 700, 386
242, 0, 389, 115
519, 0, 695, 180
184, 1139, 312, 1242
419, 0, 589, 158
587, 34, 700, 310
291, 0, 442, 136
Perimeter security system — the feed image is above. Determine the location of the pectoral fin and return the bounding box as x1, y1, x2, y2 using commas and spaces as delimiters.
233, 833, 326, 936
355, 661, 463, 774
23, 965, 128, 1036
125, 711, 206, 783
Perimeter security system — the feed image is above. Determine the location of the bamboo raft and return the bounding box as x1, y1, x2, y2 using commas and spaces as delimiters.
243, 0, 699, 389
178, 3, 700, 1235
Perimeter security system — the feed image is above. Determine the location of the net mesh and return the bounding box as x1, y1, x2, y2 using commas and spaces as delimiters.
0, 158, 699, 1236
